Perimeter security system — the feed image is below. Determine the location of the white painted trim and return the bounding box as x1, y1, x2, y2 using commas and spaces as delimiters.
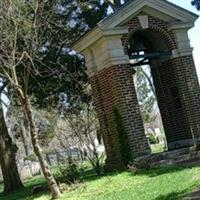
72, 27, 102, 53
98, 0, 198, 29
72, 0, 198, 78
72, 27, 129, 53
168, 22, 195, 31
138, 15, 149, 29
171, 48, 193, 59
73, 0, 198, 53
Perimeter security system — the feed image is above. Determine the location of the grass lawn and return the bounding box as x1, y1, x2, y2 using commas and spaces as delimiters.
1, 165, 200, 200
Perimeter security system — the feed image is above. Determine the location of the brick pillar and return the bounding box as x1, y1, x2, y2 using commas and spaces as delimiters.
151, 55, 200, 150
151, 60, 192, 150
90, 64, 151, 170
172, 56, 200, 144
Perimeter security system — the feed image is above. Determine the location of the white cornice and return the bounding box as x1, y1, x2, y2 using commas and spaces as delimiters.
72, 27, 102, 53
98, 0, 198, 29
72, 0, 198, 77
147, 0, 198, 23
168, 22, 195, 31
98, 0, 146, 29
73, 0, 198, 52
72, 27, 129, 53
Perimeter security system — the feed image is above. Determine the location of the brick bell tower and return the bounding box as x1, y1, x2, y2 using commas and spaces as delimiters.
72, 0, 200, 170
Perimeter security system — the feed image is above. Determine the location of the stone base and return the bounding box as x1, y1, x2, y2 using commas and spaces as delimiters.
167, 138, 194, 150
135, 146, 200, 168
131, 149, 151, 159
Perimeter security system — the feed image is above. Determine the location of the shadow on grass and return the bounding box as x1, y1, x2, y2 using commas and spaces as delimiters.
0, 177, 48, 200
0, 169, 94, 200
57, 164, 200, 184
0, 168, 104, 200
136, 164, 200, 178
81, 168, 126, 183
0, 164, 199, 200
154, 190, 188, 200
0, 187, 47, 200
154, 187, 200, 200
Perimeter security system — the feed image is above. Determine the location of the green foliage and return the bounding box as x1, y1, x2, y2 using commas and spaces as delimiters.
1, 165, 200, 200
136, 66, 156, 125
106, 0, 129, 11
24, 154, 37, 162
191, 0, 200, 10
151, 144, 165, 154
80, 1, 109, 28
148, 133, 158, 144
113, 107, 131, 165
2, 0, 130, 110
88, 152, 105, 176
57, 160, 84, 184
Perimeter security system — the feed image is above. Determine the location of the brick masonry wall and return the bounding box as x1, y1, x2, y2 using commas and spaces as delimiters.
89, 13, 200, 169
172, 56, 200, 143
151, 59, 192, 149
122, 15, 177, 51
121, 14, 200, 149
90, 65, 150, 170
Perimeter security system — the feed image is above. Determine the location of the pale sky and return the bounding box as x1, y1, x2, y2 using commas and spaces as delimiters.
168, 0, 200, 79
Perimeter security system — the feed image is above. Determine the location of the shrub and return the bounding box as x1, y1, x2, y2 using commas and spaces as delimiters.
58, 160, 84, 184
128, 157, 152, 174
148, 133, 158, 144
86, 151, 105, 176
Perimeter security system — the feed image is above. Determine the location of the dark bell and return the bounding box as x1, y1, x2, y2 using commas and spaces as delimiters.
128, 38, 147, 56
132, 41, 147, 52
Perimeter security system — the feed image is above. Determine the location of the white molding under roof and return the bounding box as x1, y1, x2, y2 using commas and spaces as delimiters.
71, 0, 199, 77
72, 0, 198, 52
98, 0, 198, 29
73, 27, 129, 53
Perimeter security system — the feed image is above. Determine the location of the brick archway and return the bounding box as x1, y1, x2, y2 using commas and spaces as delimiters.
122, 16, 177, 52
73, 0, 200, 170
122, 24, 194, 151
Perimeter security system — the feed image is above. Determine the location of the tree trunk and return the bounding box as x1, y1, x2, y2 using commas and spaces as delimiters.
19, 92, 61, 199
0, 104, 24, 193
20, 119, 32, 156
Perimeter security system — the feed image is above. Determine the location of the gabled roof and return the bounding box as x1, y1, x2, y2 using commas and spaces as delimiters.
98, 0, 198, 29
72, 0, 198, 52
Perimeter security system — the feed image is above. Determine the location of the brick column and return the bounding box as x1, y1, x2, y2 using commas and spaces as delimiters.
72, 25, 153, 170
151, 60, 192, 149
151, 55, 200, 149
172, 56, 200, 144
90, 64, 150, 170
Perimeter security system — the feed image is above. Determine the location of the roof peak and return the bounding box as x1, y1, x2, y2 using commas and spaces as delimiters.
98, 0, 198, 29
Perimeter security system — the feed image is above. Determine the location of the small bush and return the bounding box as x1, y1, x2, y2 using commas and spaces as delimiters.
58, 160, 84, 184
148, 133, 158, 144
87, 151, 105, 176
128, 157, 152, 174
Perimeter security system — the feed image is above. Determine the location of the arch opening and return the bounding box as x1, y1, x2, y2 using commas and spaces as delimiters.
127, 29, 182, 153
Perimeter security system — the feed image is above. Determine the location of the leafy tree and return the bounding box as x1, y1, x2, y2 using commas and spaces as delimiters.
58, 88, 104, 175
0, 0, 108, 197
191, 0, 200, 10
0, 84, 24, 193
80, 1, 109, 28
135, 67, 156, 130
